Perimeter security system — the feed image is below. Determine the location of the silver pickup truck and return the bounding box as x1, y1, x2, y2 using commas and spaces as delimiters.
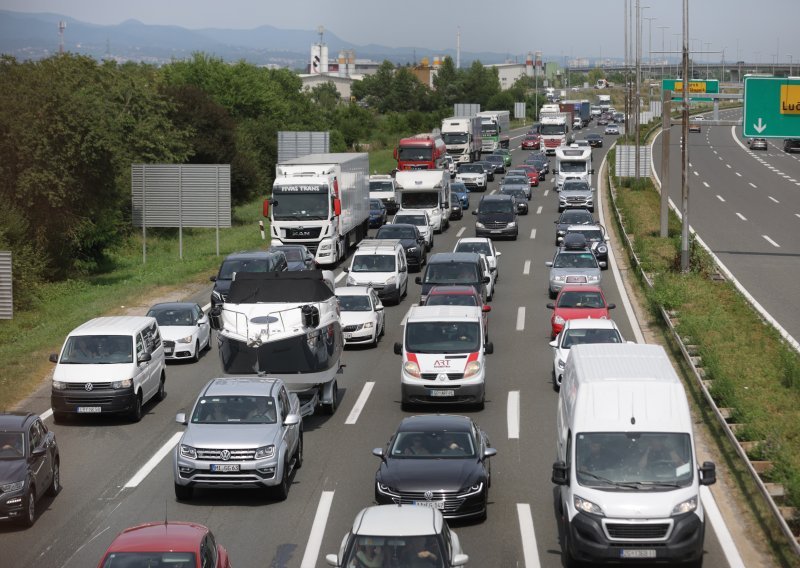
173, 377, 303, 501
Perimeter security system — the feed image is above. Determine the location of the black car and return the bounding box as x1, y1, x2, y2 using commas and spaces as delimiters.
554, 208, 597, 245
565, 224, 609, 269
473, 161, 495, 182
0, 412, 60, 527
499, 187, 529, 215
484, 154, 506, 174
372, 414, 496, 521
449, 193, 463, 220
267, 244, 316, 271
473, 194, 518, 240
415, 252, 489, 304
374, 223, 427, 272
586, 134, 604, 148
369, 198, 388, 228
210, 250, 288, 307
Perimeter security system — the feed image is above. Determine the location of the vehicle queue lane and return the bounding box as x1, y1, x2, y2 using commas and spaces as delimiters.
4, 124, 730, 568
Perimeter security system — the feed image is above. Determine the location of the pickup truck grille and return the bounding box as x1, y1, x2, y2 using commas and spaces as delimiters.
195, 448, 257, 461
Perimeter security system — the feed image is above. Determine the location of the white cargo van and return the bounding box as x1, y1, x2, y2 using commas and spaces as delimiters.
344, 239, 408, 304
394, 305, 493, 410
552, 344, 715, 566
49, 316, 167, 423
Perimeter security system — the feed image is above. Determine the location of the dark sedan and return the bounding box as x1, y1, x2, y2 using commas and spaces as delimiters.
484, 154, 506, 174
554, 208, 597, 245
449, 194, 463, 220
374, 223, 427, 271
268, 244, 316, 271
369, 198, 388, 228
500, 188, 529, 215
586, 134, 603, 148
373, 414, 496, 521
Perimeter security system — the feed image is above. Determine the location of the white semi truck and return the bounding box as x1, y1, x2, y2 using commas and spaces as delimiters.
539, 112, 572, 155
477, 110, 510, 153
394, 170, 451, 233
441, 116, 482, 163
265, 153, 370, 266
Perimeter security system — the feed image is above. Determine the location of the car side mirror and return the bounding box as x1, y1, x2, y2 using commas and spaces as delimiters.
472, 210, 478, 215
608, 303, 616, 309
49, 353, 58, 363
545, 261, 553, 267
496, 251, 502, 257
552, 460, 569, 485
209, 275, 217, 282
484, 342, 494, 354
590, 169, 595, 174
138, 352, 152, 363
699, 461, 717, 485
452, 554, 469, 567
376, 304, 384, 311
176, 412, 187, 425
400, 266, 407, 273
393, 342, 403, 355
31, 446, 47, 458
415, 276, 422, 285
372, 447, 386, 461
482, 447, 498, 460
285, 414, 301, 427
483, 276, 490, 284
342, 267, 349, 273
325, 554, 341, 567
546, 303, 555, 309
549, 339, 558, 348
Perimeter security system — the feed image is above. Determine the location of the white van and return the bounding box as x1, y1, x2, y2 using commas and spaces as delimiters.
49, 316, 167, 423
552, 343, 715, 566
344, 239, 409, 304
393, 305, 493, 410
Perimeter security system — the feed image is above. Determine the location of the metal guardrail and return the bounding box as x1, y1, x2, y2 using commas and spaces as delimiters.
605, 157, 800, 557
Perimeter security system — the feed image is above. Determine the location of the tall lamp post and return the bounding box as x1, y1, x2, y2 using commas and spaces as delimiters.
658, 25, 669, 80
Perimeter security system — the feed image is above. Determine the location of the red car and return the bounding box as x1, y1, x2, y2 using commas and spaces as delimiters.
546, 285, 615, 339
97, 521, 231, 568
422, 285, 491, 339
516, 165, 540, 187
521, 134, 541, 150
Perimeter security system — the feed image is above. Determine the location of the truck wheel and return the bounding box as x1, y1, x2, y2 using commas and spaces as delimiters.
174, 483, 193, 501
324, 382, 338, 415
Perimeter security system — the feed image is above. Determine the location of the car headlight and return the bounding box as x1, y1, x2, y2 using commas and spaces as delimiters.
378, 482, 394, 493
403, 360, 421, 378
553, 275, 566, 282
557, 358, 566, 370
475, 222, 485, 228
346, 275, 357, 286
508, 222, 517, 227
384, 276, 396, 286
179, 444, 197, 459
588, 275, 600, 283
255, 445, 276, 459
553, 315, 566, 325
52, 380, 66, 390
319, 242, 332, 251
574, 495, 604, 516
463, 360, 482, 378
363, 322, 374, 329
112, 378, 133, 389
0, 480, 24, 493
461, 481, 484, 496
176, 335, 193, 344
672, 496, 698, 515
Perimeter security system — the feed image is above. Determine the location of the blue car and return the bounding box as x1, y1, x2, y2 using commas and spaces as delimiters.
369, 199, 387, 228
451, 182, 470, 210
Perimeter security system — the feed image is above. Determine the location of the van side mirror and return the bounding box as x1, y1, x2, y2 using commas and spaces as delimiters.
209, 275, 217, 282
482, 276, 490, 284
393, 342, 403, 355
209, 306, 222, 330
699, 461, 716, 485
49, 353, 58, 363
608, 303, 616, 309
552, 460, 569, 485
176, 412, 187, 425
138, 352, 152, 363
590, 168, 595, 174
415, 276, 423, 285
484, 342, 494, 354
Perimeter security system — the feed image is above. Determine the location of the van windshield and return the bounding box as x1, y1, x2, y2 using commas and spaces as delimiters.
423, 262, 480, 285
60, 335, 133, 364
405, 321, 481, 354
352, 254, 396, 273
575, 432, 694, 489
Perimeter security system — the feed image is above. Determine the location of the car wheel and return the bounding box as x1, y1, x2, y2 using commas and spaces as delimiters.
549, 288, 557, 300
204, 333, 212, 351
553, 369, 561, 392
129, 392, 143, 423
295, 431, 304, 469
401, 401, 413, 412
272, 459, 291, 501
156, 373, 166, 402
46, 459, 61, 497
174, 483, 193, 501
393, 288, 402, 305
324, 382, 338, 415
379, 318, 385, 337
20, 487, 35, 527
192, 340, 200, 362
53, 411, 69, 425
475, 399, 485, 411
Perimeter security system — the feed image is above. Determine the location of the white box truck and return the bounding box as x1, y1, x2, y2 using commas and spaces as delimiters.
552, 343, 716, 567
265, 153, 370, 266
441, 116, 482, 163
394, 170, 451, 233
477, 110, 511, 152
554, 145, 594, 189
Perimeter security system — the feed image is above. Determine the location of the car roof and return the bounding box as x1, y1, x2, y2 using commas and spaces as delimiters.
335, 286, 372, 296
369, 174, 394, 181
563, 318, 620, 331
427, 285, 480, 296
104, 522, 208, 553
455, 237, 492, 246
223, 250, 283, 261
479, 194, 513, 202
428, 252, 482, 264
407, 305, 482, 322
558, 284, 603, 295
70, 316, 157, 336
352, 505, 443, 537
395, 209, 429, 216
0, 412, 36, 430
148, 302, 197, 311
399, 414, 473, 432
378, 223, 417, 233
202, 377, 281, 397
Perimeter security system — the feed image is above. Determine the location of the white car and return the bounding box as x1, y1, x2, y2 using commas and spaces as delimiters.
443, 154, 456, 178
573, 117, 582, 130
455, 162, 488, 192
453, 237, 502, 281
393, 209, 434, 250
146, 302, 211, 362
335, 286, 385, 347
549, 318, 625, 390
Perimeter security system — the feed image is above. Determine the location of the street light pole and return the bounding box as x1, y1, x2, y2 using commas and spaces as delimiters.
704, 42, 711, 79
658, 25, 669, 80
635, 0, 642, 179
644, 16, 655, 80
680, 0, 690, 272
789, 54, 794, 77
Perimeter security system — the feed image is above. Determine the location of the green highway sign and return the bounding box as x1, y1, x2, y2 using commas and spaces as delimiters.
743, 76, 800, 138
662, 79, 719, 102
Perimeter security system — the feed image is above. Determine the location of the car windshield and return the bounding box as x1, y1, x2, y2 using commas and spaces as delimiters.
423, 262, 480, 284
342, 535, 445, 568
553, 252, 598, 269
540, 124, 566, 135
479, 200, 514, 214
451, 183, 467, 193
218, 258, 272, 280
557, 290, 605, 308
352, 255, 396, 272
563, 182, 590, 192
274, 247, 303, 261
390, 430, 477, 459
454, 242, 491, 256
100, 552, 197, 567
146, 307, 194, 327
560, 210, 593, 224
575, 432, 693, 489
503, 177, 528, 185
426, 293, 478, 307
442, 132, 468, 144
405, 321, 481, 354
502, 189, 526, 199
394, 215, 426, 227
570, 229, 603, 242
370, 181, 394, 192
60, 335, 133, 364
486, 155, 502, 163
561, 328, 622, 348
370, 200, 384, 210
191, 395, 277, 424
378, 226, 416, 239
338, 295, 372, 312
398, 147, 433, 161
560, 161, 588, 173
0, 432, 24, 458
458, 164, 483, 174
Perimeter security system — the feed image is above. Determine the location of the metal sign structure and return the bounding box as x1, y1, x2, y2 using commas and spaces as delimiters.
514, 102, 526, 120
0, 251, 11, 319
661, 79, 719, 102
615, 145, 651, 178
743, 76, 800, 138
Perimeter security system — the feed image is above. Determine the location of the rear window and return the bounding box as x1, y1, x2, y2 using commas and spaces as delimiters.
423, 262, 480, 284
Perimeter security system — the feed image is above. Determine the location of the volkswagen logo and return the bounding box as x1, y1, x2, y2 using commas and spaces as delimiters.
84, 383, 94, 391
424, 490, 433, 501
220, 449, 231, 461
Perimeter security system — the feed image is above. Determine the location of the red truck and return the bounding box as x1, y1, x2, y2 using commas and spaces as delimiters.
394, 133, 447, 171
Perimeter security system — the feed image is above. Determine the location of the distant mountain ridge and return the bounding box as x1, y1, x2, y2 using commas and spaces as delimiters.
0, 9, 526, 68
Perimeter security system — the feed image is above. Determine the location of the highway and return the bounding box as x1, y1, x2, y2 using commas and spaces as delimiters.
2, 123, 736, 567
653, 109, 800, 344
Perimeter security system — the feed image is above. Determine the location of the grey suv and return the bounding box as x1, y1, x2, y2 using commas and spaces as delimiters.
558, 180, 594, 213
174, 377, 303, 501
545, 234, 602, 298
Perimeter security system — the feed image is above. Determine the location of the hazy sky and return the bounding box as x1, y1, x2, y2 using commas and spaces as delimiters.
3, 0, 799, 63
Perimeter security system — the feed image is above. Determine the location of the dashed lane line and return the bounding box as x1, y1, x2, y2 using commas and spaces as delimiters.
736, 212, 747, 221
749, 182, 757, 189
344, 382, 375, 425
457, 227, 466, 237
716, 195, 725, 202
523, 260, 531, 275
536, 206, 543, 215
507, 391, 520, 439
516, 307, 526, 331
768, 196, 780, 204
516, 503, 542, 568
530, 228, 537, 239
299, 491, 335, 568
763, 235, 780, 248
334, 271, 346, 283
702, 181, 710, 188
124, 431, 183, 488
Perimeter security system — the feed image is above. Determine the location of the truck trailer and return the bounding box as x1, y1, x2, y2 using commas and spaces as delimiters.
441, 116, 482, 163
477, 110, 511, 153
265, 153, 370, 266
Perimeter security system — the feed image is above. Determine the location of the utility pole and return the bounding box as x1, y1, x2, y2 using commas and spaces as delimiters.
644, 16, 655, 80
635, 0, 641, 179
704, 42, 711, 79
658, 26, 669, 80
661, 90, 671, 237
680, 0, 690, 272
624, 0, 629, 133
58, 20, 66, 54
789, 54, 794, 77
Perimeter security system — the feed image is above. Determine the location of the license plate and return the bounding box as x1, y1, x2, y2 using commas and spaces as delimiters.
430, 389, 455, 397
491, 230, 502, 234
413, 500, 445, 509
210, 464, 240, 472
620, 549, 656, 559
77, 406, 101, 413
344, 332, 353, 339
165, 348, 173, 354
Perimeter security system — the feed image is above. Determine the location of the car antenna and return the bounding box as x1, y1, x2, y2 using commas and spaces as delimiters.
164, 498, 169, 526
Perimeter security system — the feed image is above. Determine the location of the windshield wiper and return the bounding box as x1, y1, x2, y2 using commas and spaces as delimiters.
633, 481, 684, 489
577, 470, 641, 490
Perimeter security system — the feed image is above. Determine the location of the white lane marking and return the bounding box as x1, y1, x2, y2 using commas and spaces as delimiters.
790, 179, 797, 183
688, 162, 693, 167
726, 163, 731, 168
523, 260, 531, 275
300, 490, 335, 568
124, 431, 183, 488
399, 303, 418, 326
516, 503, 542, 568
457, 227, 466, 237
702, 181, 710, 188
736, 212, 747, 221
507, 391, 520, 439
716, 195, 725, 202
718, 156, 723, 160
796, 213, 800, 219
712, 150, 717, 154
490, 189, 497, 195
749, 182, 757, 188
334, 271, 346, 283
516, 307, 526, 331
536, 206, 543, 214
543, 189, 549, 197
530, 228, 537, 239
768, 196, 780, 203
345, 382, 375, 425
783, 174, 791, 178
735, 172, 742, 177
763, 235, 780, 248
693, 171, 699, 176
701, 486, 747, 568
40, 408, 53, 421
